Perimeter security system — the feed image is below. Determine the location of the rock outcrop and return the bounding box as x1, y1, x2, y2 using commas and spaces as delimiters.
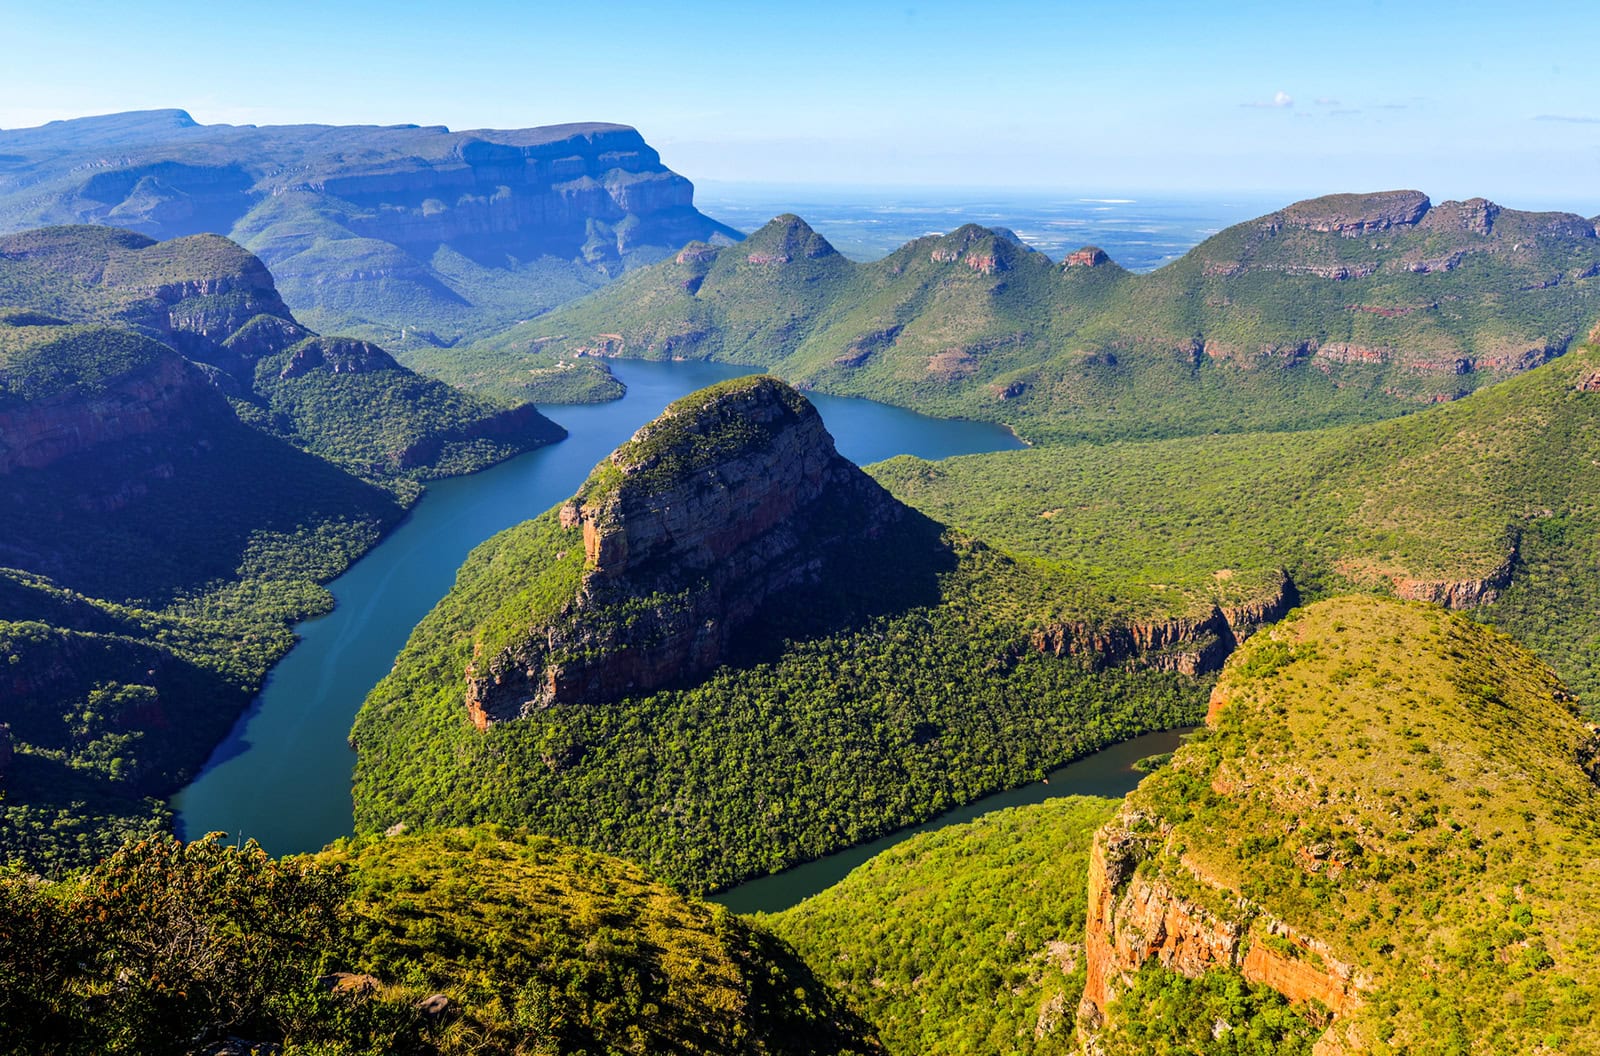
464, 377, 907, 726
1278, 190, 1431, 235
1077, 597, 1600, 1055
1392, 546, 1516, 608
1029, 572, 1295, 676
1079, 809, 1374, 1046
0, 339, 228, 475
0, 226, 304, 371
742, 215, 840, 266
275, 337, 400, 380
1063, 246, 1108, 268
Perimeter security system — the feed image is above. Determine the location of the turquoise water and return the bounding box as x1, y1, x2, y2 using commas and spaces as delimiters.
171, 359, 1025, 854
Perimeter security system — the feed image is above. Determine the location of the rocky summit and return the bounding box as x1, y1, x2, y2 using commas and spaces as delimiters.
465, 375, 905, 726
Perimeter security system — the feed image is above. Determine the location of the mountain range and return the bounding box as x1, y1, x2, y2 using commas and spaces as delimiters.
0, 110, 739, 353
479, 193, 1600, 444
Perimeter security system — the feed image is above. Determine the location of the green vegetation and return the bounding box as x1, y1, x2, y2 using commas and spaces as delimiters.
1099, 965, 1321, 1056
1108, 596, 1600, 1054
587, 374, 817, 498
1, 832, 347, 1056
0, 403, 401, 870
1, 826, 876, 1055
870, 341, 1600, 705
761, 797, 1118, 1056
0, 322, 172, 402
0, 227, 568, 491
404, 341, 626, 405
247, 336, 565, 486
352, 471, 1205, 893
484, 197, 1600, 443
0, 226, 565, 871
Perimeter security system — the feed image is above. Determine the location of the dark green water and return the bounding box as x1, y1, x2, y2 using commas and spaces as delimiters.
171, 359, 1025, 854
713, 727, 1190, 915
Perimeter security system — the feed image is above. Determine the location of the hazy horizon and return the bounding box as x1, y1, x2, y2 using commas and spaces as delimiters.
4, 0, 1598, 210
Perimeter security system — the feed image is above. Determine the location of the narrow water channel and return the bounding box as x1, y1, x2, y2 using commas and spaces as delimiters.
171, 359, 1025, 854
713, 727, 1190, 915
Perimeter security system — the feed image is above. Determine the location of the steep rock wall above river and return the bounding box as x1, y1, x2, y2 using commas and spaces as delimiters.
464, 376, 907, 725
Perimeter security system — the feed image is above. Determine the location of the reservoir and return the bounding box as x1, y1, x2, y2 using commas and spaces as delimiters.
172, 359, 1026, 854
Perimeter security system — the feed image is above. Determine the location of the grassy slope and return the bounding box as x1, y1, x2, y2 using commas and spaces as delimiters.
760, 797, 1119, 1056
1111, 596, 1600, 1054
869, 341, 1600, 704
1, 826, 880, 1056
318, 828, 881, 1056
478, 199, 1600, 433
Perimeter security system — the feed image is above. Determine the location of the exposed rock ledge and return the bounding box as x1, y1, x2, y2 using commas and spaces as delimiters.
1029, 572, 1296, 676
1392, 545, 1516, 608
1078, 817, 1374, 1054
464, 376, 905, 727
1078, 677, 1378, 1053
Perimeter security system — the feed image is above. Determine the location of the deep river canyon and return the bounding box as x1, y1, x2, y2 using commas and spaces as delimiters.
173, 358, 1176, 910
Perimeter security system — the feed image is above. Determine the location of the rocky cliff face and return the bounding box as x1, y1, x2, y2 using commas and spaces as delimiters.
1392, 547, 1516, 608
1076, 597, 1600, 1055
0, 112, 740, 344
464, 377, 906, 726
1029, 572, 1295, 676
0, 115, 731, 257
1277, 190, 1432, 235
0, 341, 228, 476
274, 337, 399, 379
0, 226, 305, 372
1078, 803, 1374, 1052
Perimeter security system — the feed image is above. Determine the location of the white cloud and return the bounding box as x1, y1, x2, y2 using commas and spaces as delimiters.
1241, 91, 1294, 109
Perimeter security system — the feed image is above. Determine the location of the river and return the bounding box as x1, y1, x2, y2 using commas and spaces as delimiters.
713, 727, 1188, 914
171, 358, 1026, 854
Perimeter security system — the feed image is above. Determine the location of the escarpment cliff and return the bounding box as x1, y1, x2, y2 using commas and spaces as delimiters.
1079, 810, 1374, 1052
1029, 572, 1296, 675
509, 189, 1600, 442
1077, 596, 1600, 1055
0, 111, 740, 346
464, 376, 907, 726
0, 330, 229, 475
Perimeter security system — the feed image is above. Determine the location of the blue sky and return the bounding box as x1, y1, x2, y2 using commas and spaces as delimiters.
3, 0, 1599, 209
